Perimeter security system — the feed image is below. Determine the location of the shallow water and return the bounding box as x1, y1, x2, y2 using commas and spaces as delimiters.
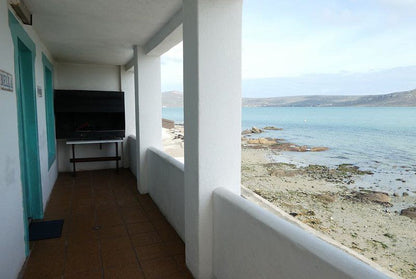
163, 107, 416, 194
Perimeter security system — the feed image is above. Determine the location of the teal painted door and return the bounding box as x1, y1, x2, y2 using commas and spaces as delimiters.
9, 11, 43, 255
44, 64, 56, 168
17, 40, 43, 220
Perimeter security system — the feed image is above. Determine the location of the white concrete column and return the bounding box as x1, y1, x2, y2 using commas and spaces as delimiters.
183, 0, 243, 278
133, 45, 162, 194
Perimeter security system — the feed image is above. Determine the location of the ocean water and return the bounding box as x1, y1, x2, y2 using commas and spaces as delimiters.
163, 107, 416, 194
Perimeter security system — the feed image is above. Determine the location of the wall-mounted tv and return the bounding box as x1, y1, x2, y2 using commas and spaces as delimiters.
54, 90, 125, 140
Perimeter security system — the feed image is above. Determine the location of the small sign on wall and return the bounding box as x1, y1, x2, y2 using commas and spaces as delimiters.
0, 70, 13, 92
37, 86, 43, 97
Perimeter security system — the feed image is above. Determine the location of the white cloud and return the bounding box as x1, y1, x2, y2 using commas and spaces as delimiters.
161, 42, 183, 91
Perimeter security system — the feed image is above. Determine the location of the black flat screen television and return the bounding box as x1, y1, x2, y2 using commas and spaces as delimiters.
54, 90, 125, 140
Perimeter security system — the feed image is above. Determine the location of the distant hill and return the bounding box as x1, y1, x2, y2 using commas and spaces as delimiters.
242, 89, 416, 107
162, 91, 183, 107
163, 89, 416, 107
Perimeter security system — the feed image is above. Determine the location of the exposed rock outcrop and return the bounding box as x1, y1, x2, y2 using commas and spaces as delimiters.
241, 126, 263, 135
350, 191, 392, 207
400, 207, 416, 220
263, 126, 283, 131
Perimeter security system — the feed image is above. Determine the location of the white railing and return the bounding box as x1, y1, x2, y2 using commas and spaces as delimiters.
146, 147, 185, 240
127, 136, 185, 240
127, 135, 137, 177
212, 187, 391, 279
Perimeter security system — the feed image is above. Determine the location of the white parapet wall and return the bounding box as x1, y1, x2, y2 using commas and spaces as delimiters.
127, 135, 137, 177
126, 138, 185, 240
146, 147, 185, 240
213, 187, 392, 279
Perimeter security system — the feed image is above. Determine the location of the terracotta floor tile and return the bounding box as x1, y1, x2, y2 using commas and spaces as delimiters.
164, 241, 185, 256
150, 219, 172, 231
22, 170, 195, 279
96, 212, 123, 226
144, 210, 165, 222
164, 270, 195, 279
32, 237, 65, 250
140, 201, 159, 213
101, 247, 137, 269
64, 270, 102, 279
29, 242, 65, 260
104, 264, 145, 279
95, 199, 118, 209
127, 221, 155, 235
130, 231, 162, 248
140, 257, 179, 279
23, 254, 64, 279
101, 237, 132, 255
135, 243, 169, 261
98, 224, 127, 239
120, 202, 143, 211
65, 250, 101, 273
157, 227, 182, 243
67, 229, 98, 243
67, 239, 99, 255
173, 254, 186, 271
120, 210, 148, 224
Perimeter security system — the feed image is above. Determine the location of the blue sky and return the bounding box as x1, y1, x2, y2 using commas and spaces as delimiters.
161, 0, 416, 96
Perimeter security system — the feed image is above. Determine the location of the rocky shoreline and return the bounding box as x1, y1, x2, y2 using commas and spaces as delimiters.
163, 124, 416, 278
242, 126, 329, 152
241, 148, 416, 278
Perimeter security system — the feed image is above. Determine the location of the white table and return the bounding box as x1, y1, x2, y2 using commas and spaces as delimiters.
66, 139, 123, 176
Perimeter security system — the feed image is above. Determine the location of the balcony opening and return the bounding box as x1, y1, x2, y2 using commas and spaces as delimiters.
161, 42, 184, 162
239, 1, 416, 278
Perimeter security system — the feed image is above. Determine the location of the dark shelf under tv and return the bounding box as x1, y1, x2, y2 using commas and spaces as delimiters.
66, 138, 123, 176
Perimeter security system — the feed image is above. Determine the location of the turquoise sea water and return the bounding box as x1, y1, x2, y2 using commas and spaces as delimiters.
163, 107, 416, 194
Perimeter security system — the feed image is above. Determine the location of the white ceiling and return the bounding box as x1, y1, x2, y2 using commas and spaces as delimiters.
25, 0, 182, 65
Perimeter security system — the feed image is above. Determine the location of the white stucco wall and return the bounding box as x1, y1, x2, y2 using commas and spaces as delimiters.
55, 63, 120, 91
54, 63, 125, 172
213, 188, 391, 279
147, 147, 185, 240
121, 67, 135, 168
0, 2, 57, 278
126, 140, 184, 240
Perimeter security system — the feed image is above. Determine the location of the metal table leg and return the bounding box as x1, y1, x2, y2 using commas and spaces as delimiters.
72, 144, 76, 176
115, 142, 119, 174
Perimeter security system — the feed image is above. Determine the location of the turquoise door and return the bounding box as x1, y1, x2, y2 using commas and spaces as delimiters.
17, 40, 43, 220
9, 11, 43, 254
43, 55, 56, 169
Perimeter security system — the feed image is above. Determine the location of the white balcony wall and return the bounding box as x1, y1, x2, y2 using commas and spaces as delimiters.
126, 139, 185, 240
0, 2, 57, 278
213, 188, 391, 279
128, 135, 137, 177
147, 147, 185, 240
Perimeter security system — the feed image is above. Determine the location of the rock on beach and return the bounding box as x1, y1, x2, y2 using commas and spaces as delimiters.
263, 126, 283, 130
241, 126, 263, 135
400, 207, 416, 220
351, 191, 392, 207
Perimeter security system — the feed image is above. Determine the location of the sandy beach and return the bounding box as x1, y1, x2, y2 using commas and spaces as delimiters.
162, 125, 416, 279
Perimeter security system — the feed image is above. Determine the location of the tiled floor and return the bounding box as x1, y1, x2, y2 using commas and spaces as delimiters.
21, 169, 193, 279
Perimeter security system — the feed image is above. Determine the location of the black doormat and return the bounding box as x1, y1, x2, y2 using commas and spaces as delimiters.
29, 219, 64, 241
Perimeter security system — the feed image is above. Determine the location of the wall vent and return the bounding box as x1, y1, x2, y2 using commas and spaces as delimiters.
9, 0, 32, 25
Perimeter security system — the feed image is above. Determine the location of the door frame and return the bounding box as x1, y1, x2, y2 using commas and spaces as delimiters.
9, 11, 43, 255
42, 54, 56, 169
